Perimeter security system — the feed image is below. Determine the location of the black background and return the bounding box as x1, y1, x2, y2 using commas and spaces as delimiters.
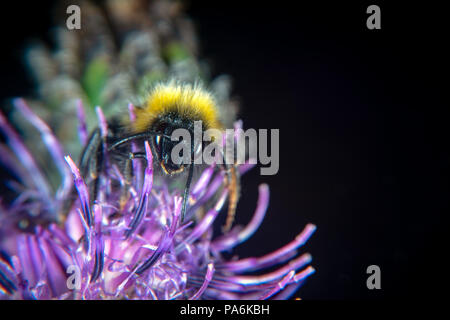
0, 1, 448, 300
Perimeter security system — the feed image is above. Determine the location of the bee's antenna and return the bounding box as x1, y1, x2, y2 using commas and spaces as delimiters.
108, 132, 170, 151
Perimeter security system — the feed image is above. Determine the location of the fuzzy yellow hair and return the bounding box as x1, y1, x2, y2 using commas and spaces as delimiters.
132, 82, 222, 133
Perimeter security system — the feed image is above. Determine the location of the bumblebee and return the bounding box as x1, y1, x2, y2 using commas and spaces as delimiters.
79, 81, 240, 231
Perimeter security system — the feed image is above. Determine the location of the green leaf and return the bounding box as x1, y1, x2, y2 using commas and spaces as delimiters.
137, 70, 166, 97
82, 56, 109, 108
163, 42, 191, 63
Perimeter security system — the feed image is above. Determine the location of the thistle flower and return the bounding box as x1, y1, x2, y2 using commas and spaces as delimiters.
1, 0, 316, 300
0, 98, 316, 300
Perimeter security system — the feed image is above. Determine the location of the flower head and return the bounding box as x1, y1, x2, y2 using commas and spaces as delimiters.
1, 0, 316, 300
0, 98, 316, 300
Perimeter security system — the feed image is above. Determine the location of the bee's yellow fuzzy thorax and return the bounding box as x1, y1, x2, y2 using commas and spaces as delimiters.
132, 82, 222, 132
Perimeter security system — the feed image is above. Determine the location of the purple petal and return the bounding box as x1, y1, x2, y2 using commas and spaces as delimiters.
76, 99, 88, 146
0, 111, 51, 197
95, 106, 108, 139
225, 253, 312, 286
180, 189, 228, 247
219, 224, 316, 272
125, 141, 153, 238
293, 266, 315, 283
0, 144, 29, 186
189, 263, 214, 300
13, 98, 72, 201
191, 163, 215, 200
65, 156, 92, 227
258, 270, 295, 300
128, 103, 136, 123
212, 184, 270, 251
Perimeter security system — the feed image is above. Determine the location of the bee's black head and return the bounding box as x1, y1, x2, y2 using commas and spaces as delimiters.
152, 113, 198, 175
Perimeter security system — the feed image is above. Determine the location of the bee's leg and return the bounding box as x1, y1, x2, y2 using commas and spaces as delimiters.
120, 157, 133, 209
222, 163, 240, 233
108, 132, 168, 151
219, 135, 241, 233
80, 128, 101, 180
61, 129, 102, 225
79, 128, 103, 191
110, 151, 147, 160
181, 163, 194, 223
180, 142, 195, 223
118, 151, 146, 208
70, 128, 106, 280
82, 129, 104, 206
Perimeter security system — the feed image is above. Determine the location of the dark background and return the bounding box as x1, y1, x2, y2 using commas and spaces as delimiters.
0, 1, 448, 300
